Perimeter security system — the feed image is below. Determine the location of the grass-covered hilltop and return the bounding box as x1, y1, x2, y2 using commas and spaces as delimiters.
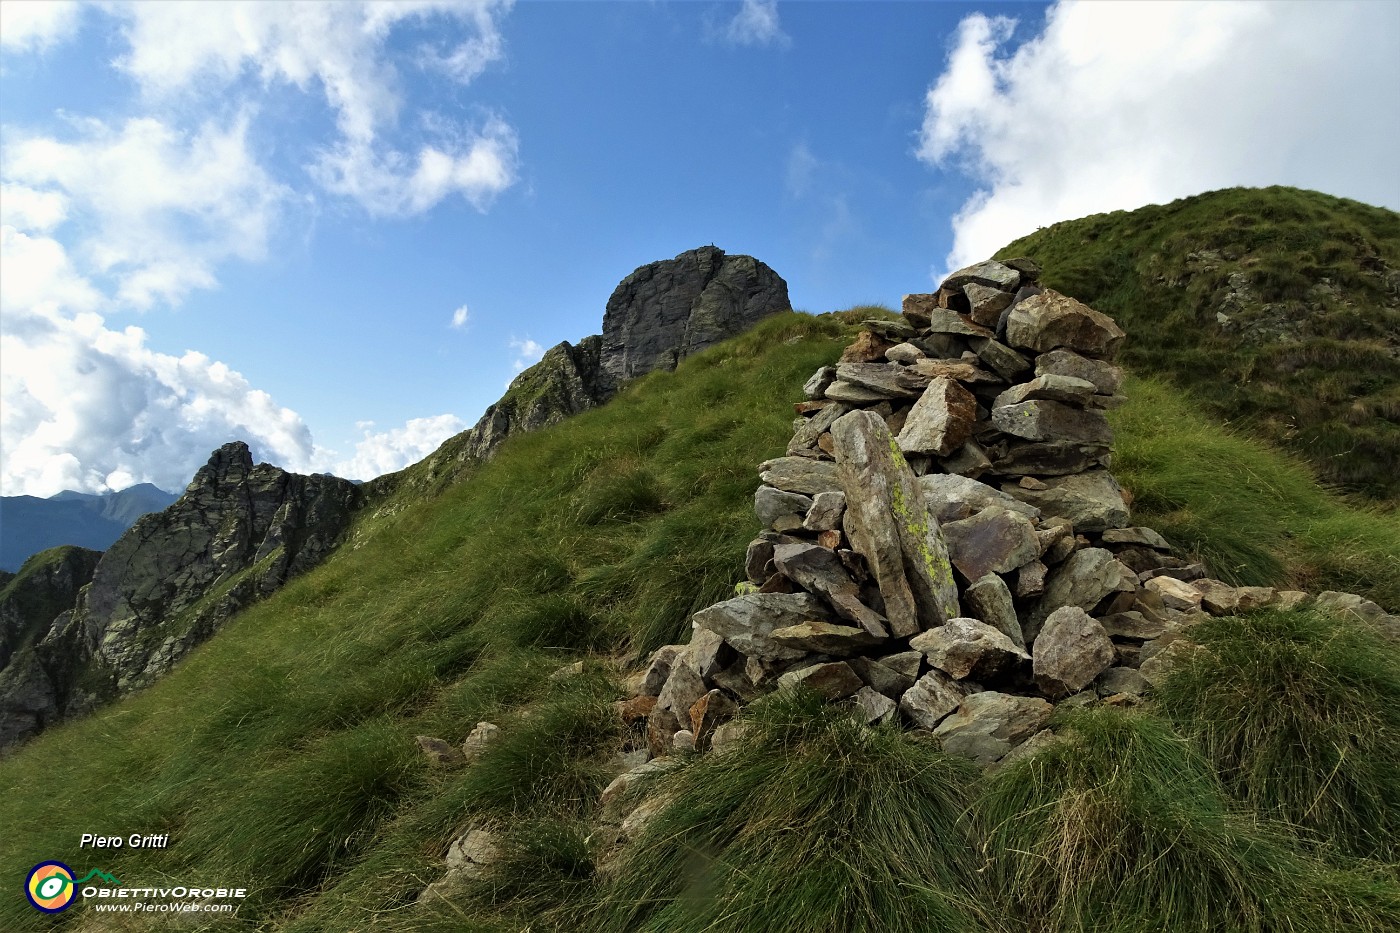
1, 187, 1397, 932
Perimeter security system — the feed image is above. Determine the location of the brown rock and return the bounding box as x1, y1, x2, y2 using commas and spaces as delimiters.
777, 661, 864, 699
841, 330, 896, 363
911, 617, 1029, 680
1004, 290, 1126, 361
964, 282, 1015, 328
899, 669, 972, 729
942, 505, 1041, 582
417, 735, 466, 768
897, 377, 978, 456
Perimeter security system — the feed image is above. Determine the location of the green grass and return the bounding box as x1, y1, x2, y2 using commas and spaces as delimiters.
977, 707, 1400, 932
1155, 608, 1400, 863
998, 185, 1400, 501
593, 689, 995, 933
0, 300, 1396, 930
1109, 375, 1400, 610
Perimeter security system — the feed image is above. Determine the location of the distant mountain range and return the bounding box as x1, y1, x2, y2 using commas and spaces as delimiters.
0, 484, 179, 572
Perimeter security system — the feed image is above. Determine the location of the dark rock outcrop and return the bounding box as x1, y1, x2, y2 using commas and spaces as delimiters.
460, 246, 788, 462
598, 245, 790, 392
0, 442, 360, 751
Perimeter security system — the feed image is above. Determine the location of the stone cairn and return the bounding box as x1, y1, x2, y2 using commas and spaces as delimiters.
620, 256, 1316, 770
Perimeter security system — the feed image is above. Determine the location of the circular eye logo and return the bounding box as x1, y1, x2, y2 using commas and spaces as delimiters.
26, 861, 76, 913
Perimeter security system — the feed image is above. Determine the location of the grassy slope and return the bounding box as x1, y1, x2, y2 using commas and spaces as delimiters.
1, 306, 1396, 931
997, 185, 1400, 501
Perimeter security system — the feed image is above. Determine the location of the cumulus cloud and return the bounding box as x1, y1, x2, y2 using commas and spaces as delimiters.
4, 114, 287, 309
0, 0, 83, 52
508, 337, 544, 373
724, 0, 791, 48
0, 259, 318, 496
109, 0, 518, 216
333, 413, 467, 481
450, 304, 470, 329
919, 0, 1400, 275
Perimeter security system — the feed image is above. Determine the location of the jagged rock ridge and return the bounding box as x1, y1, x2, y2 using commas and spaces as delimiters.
0, 442, 360, 751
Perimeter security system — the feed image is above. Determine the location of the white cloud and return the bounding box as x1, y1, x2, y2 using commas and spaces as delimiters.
508, 336, 544, 373
919, 0, 1400, 275
785, 142, 817, 198
0, 273, 318, 497
0, 183, 68, 232
4, 115, 287, 308
108, 0, 518, 216
333, 413, 467, 480
724, 0, 790, 48
450, 304, 470, 328
0, 0, 82, 52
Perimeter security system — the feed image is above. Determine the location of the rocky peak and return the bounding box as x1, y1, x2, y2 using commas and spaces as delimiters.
598, 246, 790, 392
456, 247, 790, 464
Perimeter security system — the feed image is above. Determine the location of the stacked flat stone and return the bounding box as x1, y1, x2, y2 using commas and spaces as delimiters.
623, 257, 1315, 769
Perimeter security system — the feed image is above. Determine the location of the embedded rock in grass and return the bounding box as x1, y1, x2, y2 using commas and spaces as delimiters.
1144, 575, 1203, 611
1191, 579, 1277, 615
639, 645, 685, 696
692, 593, 834, 661
1004, 289, 1126, 361
830, 411, 960, 637
754, 486, 813, 531
1034, 348, 1124, 395
1000, 470, 1130, 532
802, 491, 847, 532
417, 735, 466, 768
917, 473, 1041, 523
963, 573, 1027, 651
461, 722, 499, 762
770, 621, 884, 656
899, 669, 973, 729
1027, 548, 1138, 641
600, 757, 680, 815
896, 377, 978, 456
1100, 526, 1172, 550
854, 685, 898, 724
777, 661, 863, 699
823, 380, 894, 404
1096, 667, 1150, 698
940, 259, 1022, 293
942, 505, 1040, 582
910, 618, 1029, 681
932, 692, 1053, 766
834, 362, 927, 398
991, 399, 1113, 447
1032, 606, 1116, 698
758, 457, 842, 496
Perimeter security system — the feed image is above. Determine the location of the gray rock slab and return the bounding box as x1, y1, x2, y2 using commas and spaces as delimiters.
1032, 606, 1116, 698
778, 661, 863, 699
991, 399, 1113, 446
941, 260, 1021, 293
1027, 547, 1138, 640
831, 410, 960, 636
755, 485, 813, 530
917, 473, 1041, 523
802, 491, 847, 532
964, 573, 1026, 651
1000, 470, 1130, 532
759, 457, 842, 496
770, 621, 884, 656
933, 692, 1053, 766
899, 669, 973, 729
942, 505, 1041, 582
693, 592, 834, 661
1035, 348, 1124, 394
911, 617, 1029, 680
994, 374, 1099, 409
834, 362, 927, 398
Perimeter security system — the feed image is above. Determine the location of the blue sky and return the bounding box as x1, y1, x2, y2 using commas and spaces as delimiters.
2, 0, 1397, 496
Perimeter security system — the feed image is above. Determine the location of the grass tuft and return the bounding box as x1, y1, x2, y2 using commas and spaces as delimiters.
1155, 607, 1400, 862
